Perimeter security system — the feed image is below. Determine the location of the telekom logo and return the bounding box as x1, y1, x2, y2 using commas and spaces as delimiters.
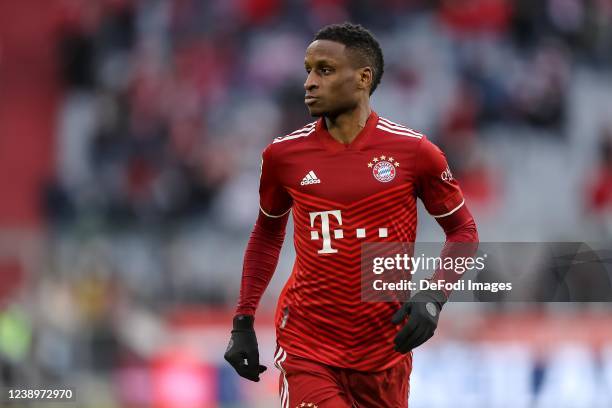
309, 210, 388, 254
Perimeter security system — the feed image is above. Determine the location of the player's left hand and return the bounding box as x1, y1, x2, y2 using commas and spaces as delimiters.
391, 289, 447, 353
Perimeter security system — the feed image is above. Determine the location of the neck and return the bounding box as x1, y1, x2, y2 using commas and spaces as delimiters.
324, 101, 372, 145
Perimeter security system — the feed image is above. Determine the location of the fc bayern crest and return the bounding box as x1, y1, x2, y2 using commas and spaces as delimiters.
368, 155, 399, 183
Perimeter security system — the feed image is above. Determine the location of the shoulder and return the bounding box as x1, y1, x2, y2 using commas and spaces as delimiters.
272, 121, 317, 145
375, 116, 426, 146
262, 120, 317, 159
375, 116, 448, 168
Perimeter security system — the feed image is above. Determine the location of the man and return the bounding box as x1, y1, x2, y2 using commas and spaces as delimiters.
224, 23, 478, 408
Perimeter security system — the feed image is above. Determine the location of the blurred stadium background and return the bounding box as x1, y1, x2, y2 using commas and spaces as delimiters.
1, 0, 612, 406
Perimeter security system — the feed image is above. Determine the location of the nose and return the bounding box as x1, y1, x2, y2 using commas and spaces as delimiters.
304, 71, 318, 91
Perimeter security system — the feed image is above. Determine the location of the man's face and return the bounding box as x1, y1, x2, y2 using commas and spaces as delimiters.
303, 40, 364, 117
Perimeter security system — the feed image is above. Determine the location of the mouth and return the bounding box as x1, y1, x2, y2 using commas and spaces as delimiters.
304, 96, 319, 105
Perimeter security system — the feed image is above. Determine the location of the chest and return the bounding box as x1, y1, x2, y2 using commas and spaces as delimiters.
279, 146, 417, 204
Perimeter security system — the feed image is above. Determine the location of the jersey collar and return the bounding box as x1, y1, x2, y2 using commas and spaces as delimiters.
315, 111, 379, 152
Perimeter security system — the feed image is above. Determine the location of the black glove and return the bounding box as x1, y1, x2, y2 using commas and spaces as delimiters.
224, 315, 267, 381
391, 289, 447, 353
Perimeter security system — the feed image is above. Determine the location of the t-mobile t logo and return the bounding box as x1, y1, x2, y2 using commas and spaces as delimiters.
309, 210, 343, 254
309, 210, 389, 254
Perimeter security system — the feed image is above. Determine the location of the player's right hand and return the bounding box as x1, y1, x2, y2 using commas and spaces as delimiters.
224, 314, 267, 382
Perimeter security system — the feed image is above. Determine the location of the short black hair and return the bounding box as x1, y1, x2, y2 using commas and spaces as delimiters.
314, 22, 384, 95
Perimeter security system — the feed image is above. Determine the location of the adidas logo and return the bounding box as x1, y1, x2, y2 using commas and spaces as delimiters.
300, 171, 321, 186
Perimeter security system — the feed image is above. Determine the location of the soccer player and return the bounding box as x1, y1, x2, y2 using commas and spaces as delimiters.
224, 23, 479, 407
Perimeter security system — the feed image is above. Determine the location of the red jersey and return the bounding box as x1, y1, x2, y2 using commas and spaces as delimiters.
260, 111, 465, 371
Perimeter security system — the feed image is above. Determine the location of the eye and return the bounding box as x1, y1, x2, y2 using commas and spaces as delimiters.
321, 68, 332, 75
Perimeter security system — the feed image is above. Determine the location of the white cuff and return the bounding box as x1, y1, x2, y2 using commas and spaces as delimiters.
431, 199, 465, 218
260, 205, 291, 218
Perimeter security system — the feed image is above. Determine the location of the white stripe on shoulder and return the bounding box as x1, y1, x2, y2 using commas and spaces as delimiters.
289, 127, 314, 136
432, 199, 465, 218
378, 117, 407, 128
288, 122, 316, 135
378, 117, 424, 137
378, 117, 407, 126
273, 128, 315, 143
376, 124, 422, 139
273, 122, 316, 144
260, 205, 292, 218
378, 119, 415, 132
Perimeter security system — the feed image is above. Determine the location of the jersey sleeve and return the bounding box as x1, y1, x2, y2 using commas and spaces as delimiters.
259, 145, 292, 217
415, 137, 465, 218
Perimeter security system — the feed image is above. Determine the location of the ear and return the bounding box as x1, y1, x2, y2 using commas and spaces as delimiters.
358, 66, 373, 93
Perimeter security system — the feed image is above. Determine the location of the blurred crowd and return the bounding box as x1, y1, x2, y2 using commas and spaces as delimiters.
46, 0, 612, 226
2, 0, 612, 405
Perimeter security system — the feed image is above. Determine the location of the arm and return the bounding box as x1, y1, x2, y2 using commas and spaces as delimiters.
416, 136, 479, 290
236, 211, 289, 316
431, 204, 479, 297
237, 146, 292, 315
225, 146, 292, 381
392, 137, 479, 353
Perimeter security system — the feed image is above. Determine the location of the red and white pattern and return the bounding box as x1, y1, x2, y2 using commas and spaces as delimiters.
273, 122, 317, 144
274, 346, 289, 408
258, 112, 464, 371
